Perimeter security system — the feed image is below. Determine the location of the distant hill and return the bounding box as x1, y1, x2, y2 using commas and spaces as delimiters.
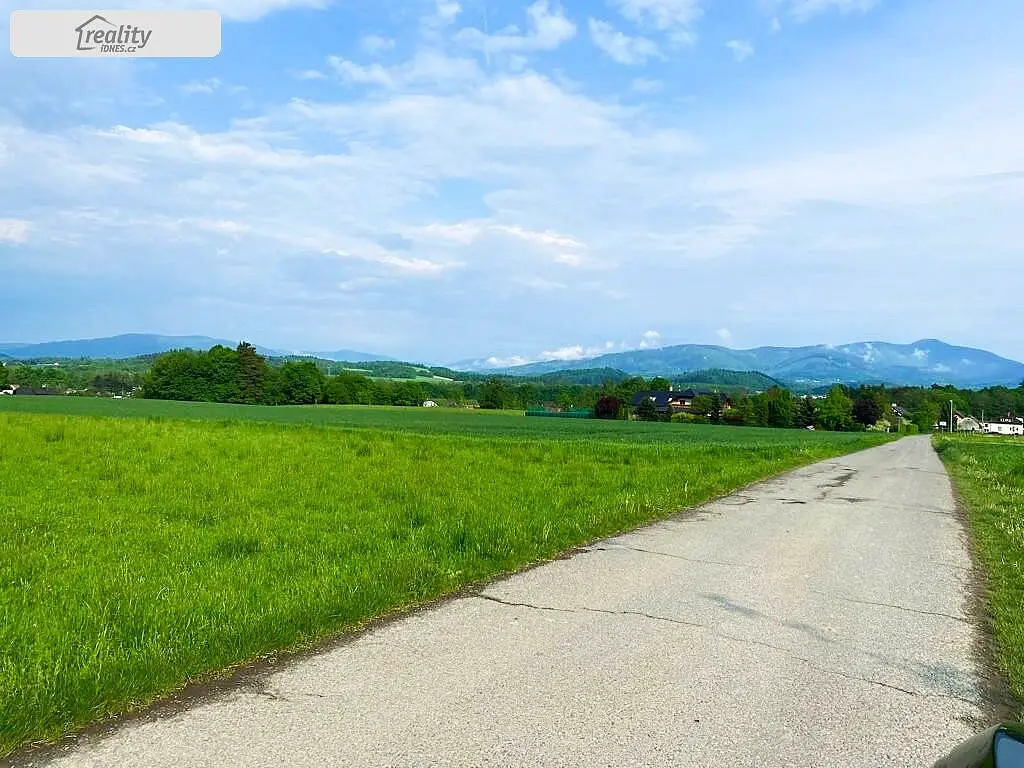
306, 349, 395, 363
0, 334, 387, 363
484, 340, 1024, 389
671, 369, 785, 392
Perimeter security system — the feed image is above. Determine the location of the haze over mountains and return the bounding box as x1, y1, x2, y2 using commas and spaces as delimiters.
0, 335, 392, 363
486, 340, 1024, 389
2, 335, 1023, 390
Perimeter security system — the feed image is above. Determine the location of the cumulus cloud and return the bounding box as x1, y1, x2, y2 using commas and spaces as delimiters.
726, 39, 754, 62
588, 19, 661, 65
611, 0, 703, 43
360, 34, 395, 56
455, 0, 576, 55
0, 218, 30, 243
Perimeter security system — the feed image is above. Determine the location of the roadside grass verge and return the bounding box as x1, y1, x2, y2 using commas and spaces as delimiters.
0, 412, 893, 756
934, 436, 1024, 718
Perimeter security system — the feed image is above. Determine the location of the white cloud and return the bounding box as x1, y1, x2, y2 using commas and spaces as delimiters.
716, 327, 733, 342
486, 355, 531, 367
554, 252, 583, 267
0, 218, 30, 243
329, 59, 396, 88
420, 221, 585, 251
178, 78, 245, 95
325, 248, 458, 275
328, 52, 482, 91
589, 19, 661, 65
436, 0, 461, 24
360, 34, 395, 56
294, 69, 327, 80
540, 345, 594, 361
912, 348, 928, 360
639, 329, 663, 348
455, 0, 576, 55
611, 0, 703, 43
726, 39, 755, 63
770, 16, 782, 33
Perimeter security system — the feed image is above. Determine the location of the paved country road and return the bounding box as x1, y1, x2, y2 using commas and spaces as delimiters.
21, 436, 1001, 767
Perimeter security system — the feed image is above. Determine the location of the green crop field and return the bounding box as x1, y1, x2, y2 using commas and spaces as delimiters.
1, 396, 889, 447
0, 403, 894, 756
935, 436, 1024, 718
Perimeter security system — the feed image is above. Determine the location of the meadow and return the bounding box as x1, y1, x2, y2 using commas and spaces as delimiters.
935, 435, 1024, 718
0, 402, 894, 756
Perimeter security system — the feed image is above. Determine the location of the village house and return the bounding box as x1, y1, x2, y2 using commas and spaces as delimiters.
983, 415, 1024, 436
631, 389, 733, 417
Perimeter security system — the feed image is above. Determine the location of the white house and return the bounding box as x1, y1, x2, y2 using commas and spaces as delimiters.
422, 400, 439, 408
984, 417, 1024, 436
956, 416, 983, 433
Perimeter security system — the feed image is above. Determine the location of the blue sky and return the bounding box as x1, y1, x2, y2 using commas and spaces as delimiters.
2, 0, 1023, 365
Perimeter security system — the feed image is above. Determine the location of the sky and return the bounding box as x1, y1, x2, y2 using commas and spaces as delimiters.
2, 0, 1023, 366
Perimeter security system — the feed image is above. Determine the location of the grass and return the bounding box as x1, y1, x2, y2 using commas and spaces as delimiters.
0, 396, 889, 448
934, 435, 1024, 718
0, 406, 894, 756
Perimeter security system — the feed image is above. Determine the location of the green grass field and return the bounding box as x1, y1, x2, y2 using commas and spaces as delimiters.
0, 402, 894, 756
934, 436, 1024, 717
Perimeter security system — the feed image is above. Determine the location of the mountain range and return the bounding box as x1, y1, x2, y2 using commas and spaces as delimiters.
2, 335, 1023, 390
0, 335, 391, 363
485, 339, 1024, 389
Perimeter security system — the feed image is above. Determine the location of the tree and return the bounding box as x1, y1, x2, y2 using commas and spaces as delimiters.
649, 377, 671, 392
707, 392, 724, 425
278, 361, 325, 404
0, 361, 7, 388
636, 396, 660, 422
393, 380, 426, 407
913, 401, 942, 433
594, 395, 622, 420
852, 394, 882, 427
818, 386, 854, 431
479, 377, 508, 410
795, 396, 818, 428
235, 342, 267, 404
764, 387, 795, 428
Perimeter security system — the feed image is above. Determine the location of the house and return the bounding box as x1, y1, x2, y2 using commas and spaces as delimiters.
983, 416, 1024, 437
955, 416, 983, 433
422, 400, 439, 408
6, 385, 62, 396
0, 385, 15, 396
631, 390, 732, 417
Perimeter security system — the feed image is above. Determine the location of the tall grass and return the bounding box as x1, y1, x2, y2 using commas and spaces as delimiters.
0, 411, 893, 756
935, 436, 1024, 718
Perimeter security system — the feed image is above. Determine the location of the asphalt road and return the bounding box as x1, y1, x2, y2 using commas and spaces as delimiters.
30, 436, 991, 767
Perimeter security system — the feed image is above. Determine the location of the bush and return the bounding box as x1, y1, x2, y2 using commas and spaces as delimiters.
904, 423, 920, 435
594, 395, 622, 420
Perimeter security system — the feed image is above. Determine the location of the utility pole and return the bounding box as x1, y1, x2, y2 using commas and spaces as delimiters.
950, 400, 954, 433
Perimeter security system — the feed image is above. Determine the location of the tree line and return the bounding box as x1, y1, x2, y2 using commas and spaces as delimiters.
4, 349, 1021, 434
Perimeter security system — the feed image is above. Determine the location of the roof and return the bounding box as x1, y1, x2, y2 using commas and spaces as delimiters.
631, 390, 729, 407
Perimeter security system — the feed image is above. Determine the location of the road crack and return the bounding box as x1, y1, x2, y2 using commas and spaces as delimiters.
476, 595, 980, 706
812, 591, 971, 624
590, 545, 750, 569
